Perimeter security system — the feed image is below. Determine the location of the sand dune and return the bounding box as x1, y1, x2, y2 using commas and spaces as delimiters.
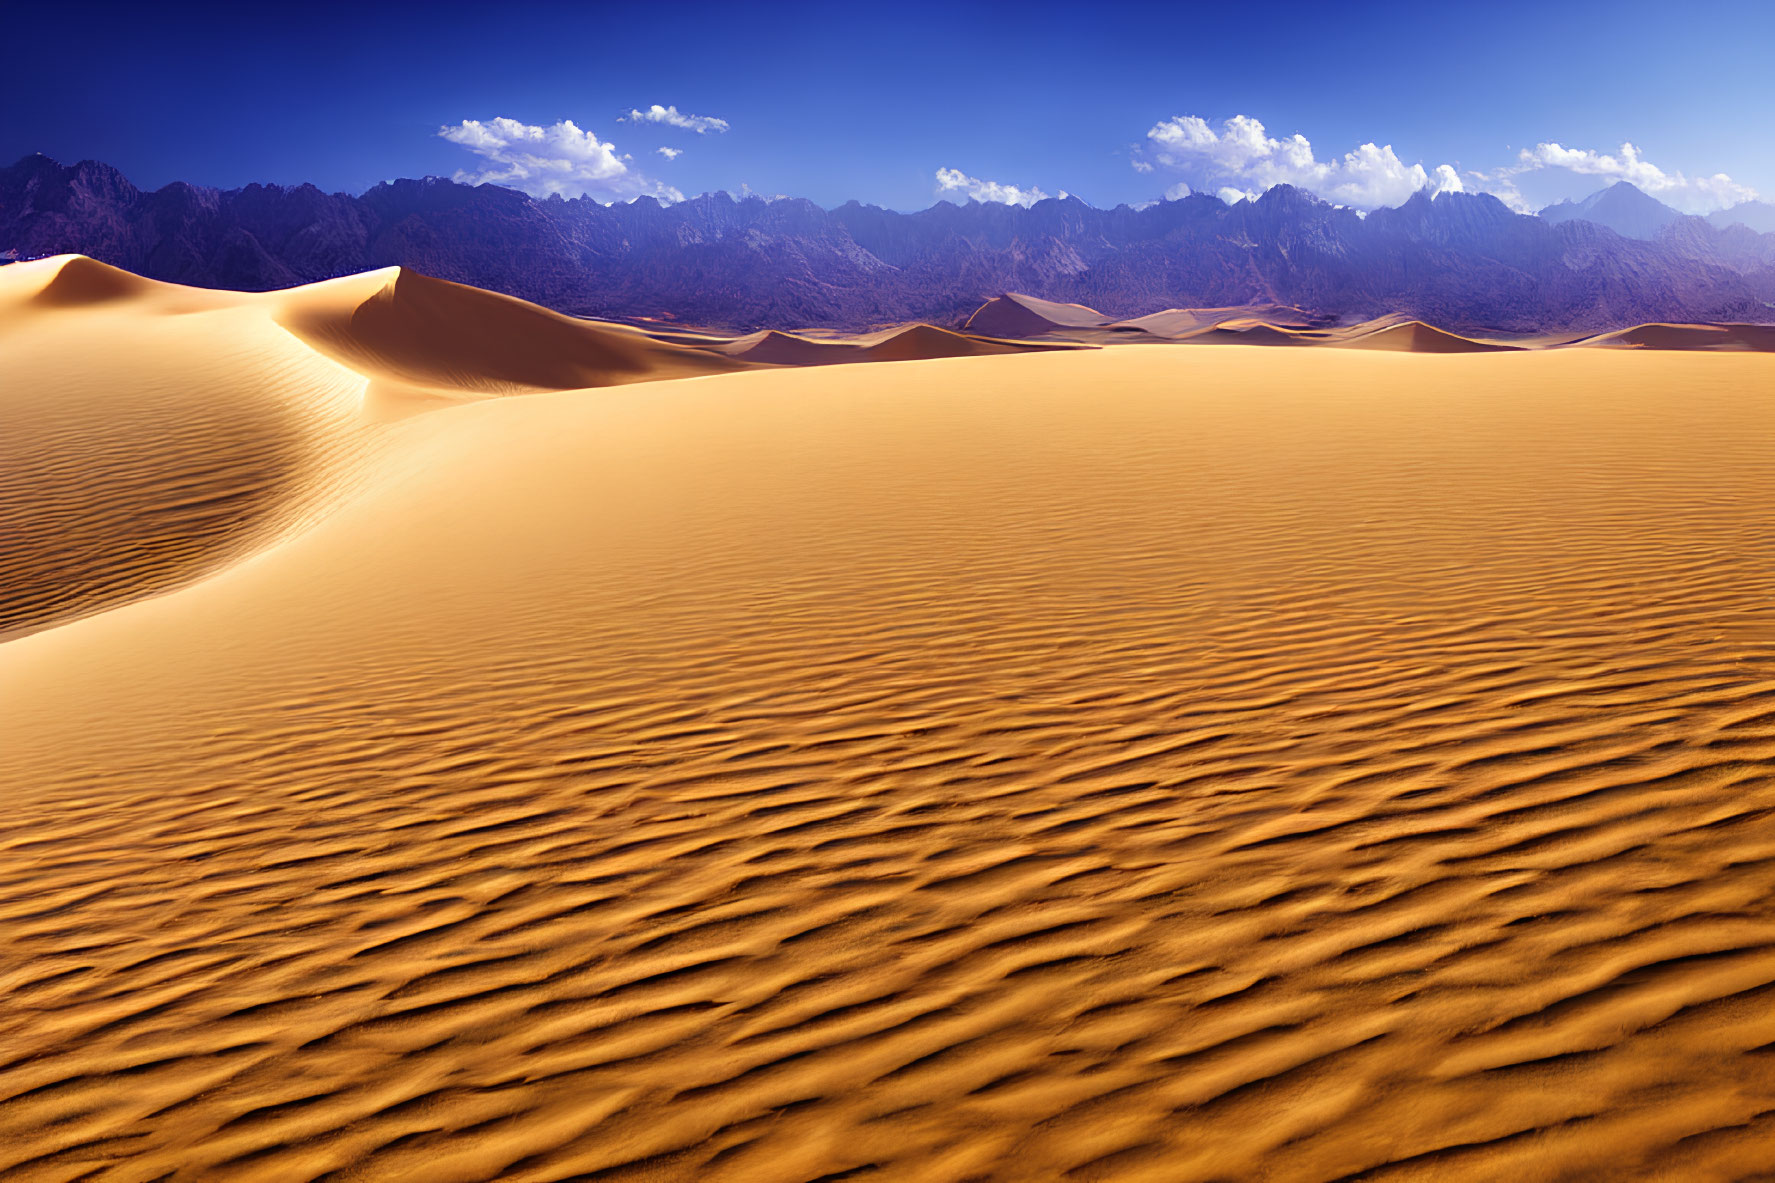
714, 324, 1066, 366
0, 258, 374, 638
717, 328, 859, 365
963, 293, 1113, 337
1113, 304, 1328, 340
278, 267, 749, 393
1579, 322, 1775, 351
855, 322, 1052, 362
5, 262, 1775, 1181
1335, 320, 1521, 353
961, 297, 1335, 346
1176, 322, 1316, 347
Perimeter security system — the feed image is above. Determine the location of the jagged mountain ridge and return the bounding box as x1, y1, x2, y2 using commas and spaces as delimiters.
4, 154, 1773, 332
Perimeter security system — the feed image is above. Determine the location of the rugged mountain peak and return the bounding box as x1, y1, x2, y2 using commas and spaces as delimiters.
1541, 181, 1684, 240
3, 154, 1772, 334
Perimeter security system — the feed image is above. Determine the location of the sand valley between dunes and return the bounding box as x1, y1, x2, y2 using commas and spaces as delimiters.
4, 257, 1775, 1182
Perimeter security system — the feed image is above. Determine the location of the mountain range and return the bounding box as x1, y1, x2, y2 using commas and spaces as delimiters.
4, 154, 1773, 333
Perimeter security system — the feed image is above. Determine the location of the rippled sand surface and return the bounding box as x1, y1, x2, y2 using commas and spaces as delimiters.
5, 259, 1775, 1181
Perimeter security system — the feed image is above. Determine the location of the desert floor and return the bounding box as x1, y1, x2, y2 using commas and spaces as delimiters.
4, 259, 1775, 1181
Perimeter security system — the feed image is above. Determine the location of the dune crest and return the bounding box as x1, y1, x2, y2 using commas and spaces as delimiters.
28, 253, 155, 307
0, 260, 376, 638
856, 322, 1046, 361
963, 292, 1113, 337
276, 267, 749, 393
1337, 320, 1520, 353
0, 254, 229, 321
1579, 323, 1775, 351
718, 329, 859, 365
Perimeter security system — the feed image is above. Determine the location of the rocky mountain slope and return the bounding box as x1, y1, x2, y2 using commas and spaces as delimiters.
5, 154, 1773, 332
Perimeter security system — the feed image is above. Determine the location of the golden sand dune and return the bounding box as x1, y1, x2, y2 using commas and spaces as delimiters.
0, 258, 372, 638
277, 267, 750, 393
5, 263, 1775, 1181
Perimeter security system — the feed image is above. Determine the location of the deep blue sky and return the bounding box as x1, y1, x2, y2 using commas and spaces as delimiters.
5, 1, 1772, 213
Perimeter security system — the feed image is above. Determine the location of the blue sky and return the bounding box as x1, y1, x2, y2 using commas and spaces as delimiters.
5, 0, 1772, 213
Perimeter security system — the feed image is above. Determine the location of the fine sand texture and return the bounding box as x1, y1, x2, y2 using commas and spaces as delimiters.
5, 260, 1775, 1181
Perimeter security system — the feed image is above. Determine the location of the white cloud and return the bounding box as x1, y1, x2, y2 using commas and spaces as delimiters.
1509, 141, 1755, 212
1131, 159, 1154, 174
1165, 181, 1192, 200
439, 117, 683, 203
935, 167, 1050, 207
657, 147, 681, 160
1429, 163, 1464, 195
1462, 167, 1530, 212
1216, 186, 1256, 204
1144, 113, 1453, 209
620, 104, 729, 134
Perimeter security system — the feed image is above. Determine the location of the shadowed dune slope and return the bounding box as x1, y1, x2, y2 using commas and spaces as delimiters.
1580, 323, 1775, 351
1336, 320, 1521, 353
4, 316, 1775, 1182
717, 329, 862, 365
963, 293, 1113, 337
0, 254, 231, 322
855, 323, 1055, 361
27, 253, 158, 307
278, 268, 751, 393
0, 257, 373, 638
718, 325, 1068, 366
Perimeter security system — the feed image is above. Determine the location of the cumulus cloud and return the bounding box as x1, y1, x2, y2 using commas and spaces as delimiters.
935, 167, 1050, 207
656, 147, 681, 160
620, 104, 729, 134
1131, 159, 1154, 174
1509, 141, 1755, 212
1145, 114, 1453, 209
1429, 164, 1464, 195
439, 117, 683, 203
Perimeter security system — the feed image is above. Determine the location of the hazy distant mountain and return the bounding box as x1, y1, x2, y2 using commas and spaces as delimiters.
4, 154, 1773, 332
1710, 201, 1775, 235
1538, 182, 1686, 240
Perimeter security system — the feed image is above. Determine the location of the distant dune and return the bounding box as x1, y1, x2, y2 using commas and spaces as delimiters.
1335, 319, 1521, 353
1578, 322, 1775, 351
963, 292, 1113, 337
6, 260, 1775, 1182
855, 322, 1048, 361
1115, 304, 1330, 339
719, 322, 1071, 366
718, 328, 855, 364
955, 295, 1548, 353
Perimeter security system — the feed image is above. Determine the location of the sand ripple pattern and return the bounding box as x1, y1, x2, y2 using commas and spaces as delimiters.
3, 343, 1775, 1181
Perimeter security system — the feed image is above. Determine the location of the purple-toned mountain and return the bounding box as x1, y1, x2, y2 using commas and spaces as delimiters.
1540, 182, 1685, 240
3, 154, 1772, 332
1711, 201, 1775, 236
